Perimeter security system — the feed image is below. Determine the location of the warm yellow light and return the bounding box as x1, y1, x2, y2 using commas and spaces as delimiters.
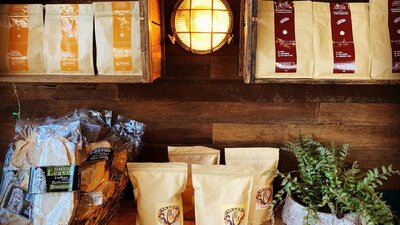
171, 0, 233, 54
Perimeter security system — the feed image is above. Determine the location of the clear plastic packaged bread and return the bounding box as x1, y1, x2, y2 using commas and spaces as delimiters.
0, 109, 145, 225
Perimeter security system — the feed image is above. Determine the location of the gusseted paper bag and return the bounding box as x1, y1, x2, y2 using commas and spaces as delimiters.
225, 148, 279, 225
0, 4, 45, 74
313, 2, 371, 79
370, 0, 400, 80
127, 162, 187, 225
44, 4, 94, 75
192, 164, 254, 225
168, 146, 220, 220
94, 2, 143, 75
256, 0, 314, 78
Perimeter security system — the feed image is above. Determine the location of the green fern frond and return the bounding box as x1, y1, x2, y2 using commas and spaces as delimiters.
274, 133, 400, 225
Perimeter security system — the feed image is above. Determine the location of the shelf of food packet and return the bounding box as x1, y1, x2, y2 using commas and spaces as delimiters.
1, 74, 400, 85
0, 75, 145, 83
108, 201, 284, 225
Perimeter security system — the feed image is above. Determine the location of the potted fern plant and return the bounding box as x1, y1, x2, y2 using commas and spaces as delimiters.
273, 134, 400, 225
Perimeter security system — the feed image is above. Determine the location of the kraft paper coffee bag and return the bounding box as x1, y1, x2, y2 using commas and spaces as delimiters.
168, 146, 220, 220
94, 2, 143, 75
225, 147, 279, 225
0, 4, 45, 74
192, 164, 254, 225
127, 163, 187, 225
313, 2, 371, 79
370, 0, 400, 80
256, 0, 314, 79
44, 4, 94, 75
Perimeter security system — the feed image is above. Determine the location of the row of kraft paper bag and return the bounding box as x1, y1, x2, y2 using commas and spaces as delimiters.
127, 146, 279, 225
0, 3, 142, 75
256, 0, 400, 80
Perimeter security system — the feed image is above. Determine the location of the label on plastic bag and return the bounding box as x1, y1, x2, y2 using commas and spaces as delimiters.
330, 3, 355, 73
60, 4, 79, 71
0, 183, 33, 219
86, 147, 114, 163
0, 170, 30, 197
8, 4, 29, 71
274, 1, 297, 73
29, 165, 80, 194
389, 0, 400, 73
112, 2, 133, 71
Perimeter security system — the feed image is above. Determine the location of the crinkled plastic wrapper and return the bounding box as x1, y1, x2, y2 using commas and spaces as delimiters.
0, 109, 145, 225
1, 115, 83, 225
73, 110, 145, 225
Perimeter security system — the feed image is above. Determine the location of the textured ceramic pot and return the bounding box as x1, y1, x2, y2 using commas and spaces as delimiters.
282, 196, 364, 225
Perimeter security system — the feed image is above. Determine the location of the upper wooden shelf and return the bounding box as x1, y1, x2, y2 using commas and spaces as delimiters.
0, 75, 144, 84
0, 74, 399, 85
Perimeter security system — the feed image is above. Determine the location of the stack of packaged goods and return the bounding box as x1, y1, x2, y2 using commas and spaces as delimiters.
0, 109, 145, 225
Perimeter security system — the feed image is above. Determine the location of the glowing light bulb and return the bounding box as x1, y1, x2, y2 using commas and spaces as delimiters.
192, 10, 212, 32
172, 0, 233, 54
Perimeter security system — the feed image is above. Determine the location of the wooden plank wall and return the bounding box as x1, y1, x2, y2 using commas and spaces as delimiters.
0, 0, 399, 193
0, 81, 399, 189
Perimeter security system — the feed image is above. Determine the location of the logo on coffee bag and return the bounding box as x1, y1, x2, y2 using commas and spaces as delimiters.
256, 187, 272, 209
223, 206, 246, 225
157, 205, 181, 225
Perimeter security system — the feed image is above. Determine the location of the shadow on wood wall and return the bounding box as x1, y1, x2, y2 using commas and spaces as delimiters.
0, 81, 399, 189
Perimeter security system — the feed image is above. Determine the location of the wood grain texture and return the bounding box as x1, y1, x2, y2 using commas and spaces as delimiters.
0, 82, 399, 190
213, 124, 400, 149
0, 0, 399, 195
117, 81, 400, 103
0, 100, 319, 125
143, 122, 212, 144
319, 103, 400, 126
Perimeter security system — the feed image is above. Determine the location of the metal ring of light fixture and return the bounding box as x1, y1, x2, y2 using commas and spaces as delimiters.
170, 0, 233, 54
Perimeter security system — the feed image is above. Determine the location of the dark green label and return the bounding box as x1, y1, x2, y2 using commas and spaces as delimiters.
29, 165, 80, 194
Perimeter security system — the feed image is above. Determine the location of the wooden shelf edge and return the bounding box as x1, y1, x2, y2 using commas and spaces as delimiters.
0, 75, 145, 84
1, 75, 399, 85
253, 78, 400, 85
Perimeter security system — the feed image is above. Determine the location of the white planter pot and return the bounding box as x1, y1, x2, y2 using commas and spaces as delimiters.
282, 196, 364, 225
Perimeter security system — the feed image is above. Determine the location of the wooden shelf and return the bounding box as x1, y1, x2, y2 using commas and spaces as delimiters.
108, 202, 284, 225
253, 79, 400, 85
0, 74, 399, 85
0, 75, 145, 83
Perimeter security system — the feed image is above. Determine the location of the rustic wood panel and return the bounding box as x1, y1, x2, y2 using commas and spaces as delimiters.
143, 122, 212, 144
117, 81, 400, 103
213, 124, 400, 149
1, 82, 400, 103
0, 100, 319, 124
319, 103, 400, 126
0, 122, 16, 142
0, 81, 399, 192
1, 83, 117, 101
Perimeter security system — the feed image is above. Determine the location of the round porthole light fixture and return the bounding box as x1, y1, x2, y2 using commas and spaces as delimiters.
170, 0, 233, 54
